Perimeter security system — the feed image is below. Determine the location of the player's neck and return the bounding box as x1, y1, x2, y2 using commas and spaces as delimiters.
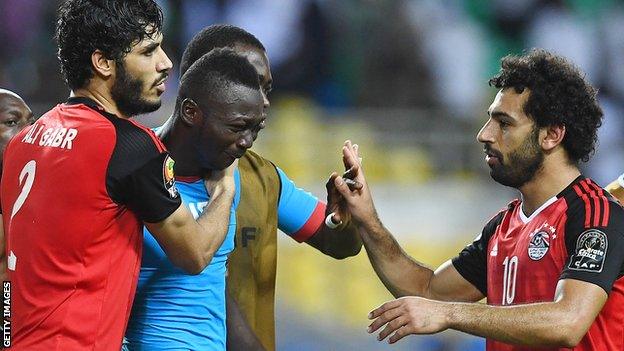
71, 86, 128, 119
160, 116, 202, 177
518, 158, 580, 216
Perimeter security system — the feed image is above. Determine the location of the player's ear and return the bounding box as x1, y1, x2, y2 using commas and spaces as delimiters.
91, 50, 114, 79
180, 98, 202, 126
541, 124, 565, 152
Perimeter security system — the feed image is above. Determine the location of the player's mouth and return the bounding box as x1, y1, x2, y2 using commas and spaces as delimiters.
153, 75, 168, 94
155, 82, 166, 94
484, 149, 502, 167
225, 150, 246, 160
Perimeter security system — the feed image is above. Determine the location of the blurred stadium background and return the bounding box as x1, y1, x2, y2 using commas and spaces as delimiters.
2, 0, 624, 349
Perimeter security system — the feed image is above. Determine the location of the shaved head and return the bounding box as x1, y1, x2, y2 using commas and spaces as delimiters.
0, 89, 33, 164
0, 89, 25, 101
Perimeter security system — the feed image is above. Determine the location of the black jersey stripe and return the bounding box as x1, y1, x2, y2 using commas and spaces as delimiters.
586, 179, 610, 227
576, 179, 609, 228
573, 183, 593, 228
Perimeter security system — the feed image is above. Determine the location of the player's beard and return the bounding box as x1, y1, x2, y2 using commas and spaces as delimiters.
489, 126, 544, 188
111, 61, 162, 117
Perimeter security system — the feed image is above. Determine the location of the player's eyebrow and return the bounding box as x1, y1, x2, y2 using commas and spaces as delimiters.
488, 110, 513, 121
140, 42, 159, 54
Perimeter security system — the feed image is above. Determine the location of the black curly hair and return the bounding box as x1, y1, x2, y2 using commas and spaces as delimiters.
177, 48, 260, 113
55, 0, 163, 90
489, 49, 603, 164
179, 24, 265, 77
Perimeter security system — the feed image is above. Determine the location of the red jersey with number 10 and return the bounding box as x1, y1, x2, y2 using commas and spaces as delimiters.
453, 176, 624, 351
1, 98, 181, 351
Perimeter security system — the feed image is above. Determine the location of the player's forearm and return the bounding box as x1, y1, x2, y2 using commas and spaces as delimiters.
447, 300, 587, 347
226, 293, 266, 351
359, 220, 434, 298
194, 183, 235, 266
308, 222, 363, 259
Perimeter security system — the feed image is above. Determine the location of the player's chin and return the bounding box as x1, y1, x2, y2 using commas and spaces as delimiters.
215, 154, 237, 170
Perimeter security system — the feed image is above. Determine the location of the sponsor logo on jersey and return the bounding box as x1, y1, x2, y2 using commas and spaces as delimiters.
490, 242, 498, 257
568, 229, 608, 272
528, 231, 550, 261
162, 155, 178, 198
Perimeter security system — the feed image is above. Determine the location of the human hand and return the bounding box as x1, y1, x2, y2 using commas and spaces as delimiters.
332, 140, 377, 226
204, 159, 238, 196
367, 296, 450, 344
325, 142, 363, 226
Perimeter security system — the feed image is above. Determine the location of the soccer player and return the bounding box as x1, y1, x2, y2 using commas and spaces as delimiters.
176, 25, 363, 350
0, 89, 33, 171
124, 49, 265, 350
333, 50, 624, 350
1, 1, 236, 350
0, 89, 32, 281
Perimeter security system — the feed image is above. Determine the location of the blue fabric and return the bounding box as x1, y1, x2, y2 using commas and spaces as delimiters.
125, 170, 241, 351
275, 167, 321, 236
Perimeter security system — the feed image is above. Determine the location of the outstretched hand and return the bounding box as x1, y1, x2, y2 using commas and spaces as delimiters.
325, 141, 364, 226
328, 140, 377, 226
367, 297, 450, 344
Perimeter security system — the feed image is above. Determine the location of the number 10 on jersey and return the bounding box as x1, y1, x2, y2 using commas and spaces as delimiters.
501, 255, 518, 305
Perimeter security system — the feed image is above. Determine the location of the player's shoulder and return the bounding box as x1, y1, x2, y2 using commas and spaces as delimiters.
109, 117, 165, 153
63, 97, 166, 153
563, 176, 624, 229
241, 150, 273, 168
478, 200, 518, 240
240, 150, 281, 180
486, 199, 518, 227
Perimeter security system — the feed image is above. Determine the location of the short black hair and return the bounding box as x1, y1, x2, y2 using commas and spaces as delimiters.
177, 48, 260, 113
179, 24, 265, 77
489, 49, 603, 163
55, 0, 163, 90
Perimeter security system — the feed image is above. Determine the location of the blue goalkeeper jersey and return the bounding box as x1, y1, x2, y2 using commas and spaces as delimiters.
124, 171, 241, 351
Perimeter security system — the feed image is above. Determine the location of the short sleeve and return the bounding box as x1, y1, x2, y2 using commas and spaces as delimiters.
105, 118, 181, 224
452, 210, 506, 296
120, 153, 181, 223
560, 200, 624, 294
275, 166, 325, 242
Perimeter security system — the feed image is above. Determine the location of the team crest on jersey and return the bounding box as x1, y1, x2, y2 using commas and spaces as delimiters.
528, 231, 550, 261
568, 229, 607, 273
162, 155, 178, 198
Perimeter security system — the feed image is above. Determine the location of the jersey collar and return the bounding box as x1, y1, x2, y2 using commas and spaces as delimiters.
66, 96, 104, 111
519, 196, 558, 224
518, 175, 586, 224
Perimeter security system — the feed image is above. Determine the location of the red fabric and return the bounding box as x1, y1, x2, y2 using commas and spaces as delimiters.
486, 194, 623, 350
1, 103, 144, 350
291, 202, 326, 242
175, 175, 201, 183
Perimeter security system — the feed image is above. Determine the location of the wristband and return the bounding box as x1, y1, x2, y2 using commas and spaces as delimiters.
325, 212, 343, 229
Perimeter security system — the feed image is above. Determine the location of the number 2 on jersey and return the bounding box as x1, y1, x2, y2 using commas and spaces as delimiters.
502, 255, 518, 305
11, 160, 36, 220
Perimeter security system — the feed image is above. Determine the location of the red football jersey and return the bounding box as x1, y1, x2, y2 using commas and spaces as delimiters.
1, 97, 181, 350
454, 176, 624, 350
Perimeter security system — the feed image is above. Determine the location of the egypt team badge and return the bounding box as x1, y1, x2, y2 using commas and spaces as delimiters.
528, 231, 550, 261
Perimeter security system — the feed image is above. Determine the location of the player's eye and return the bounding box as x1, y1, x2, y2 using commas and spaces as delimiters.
3, 120, 18, 127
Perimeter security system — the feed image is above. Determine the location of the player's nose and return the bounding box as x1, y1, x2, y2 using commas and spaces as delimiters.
477, 119, 495, 144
